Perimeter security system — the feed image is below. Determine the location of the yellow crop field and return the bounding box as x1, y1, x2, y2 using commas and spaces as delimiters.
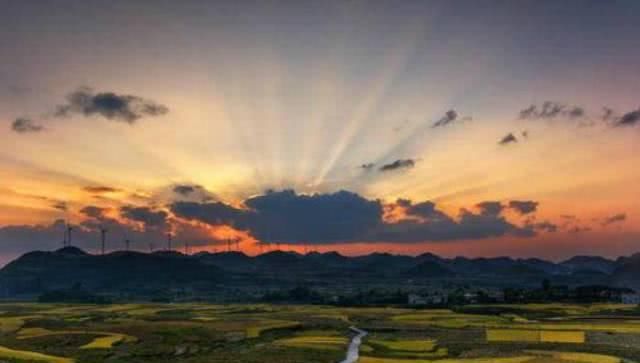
539, 331, 585, 343
80, 333, 135, 349
486, 329, 585, 344
0, 345, 73, 363
275, 336, 348, 350
524, 350, 621, 363
359, 356, 534, 363
486, 329, 540, 342
0, 316, 32, 333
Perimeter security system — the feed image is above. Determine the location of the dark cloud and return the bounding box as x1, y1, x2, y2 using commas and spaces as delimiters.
432, 109, 458, 128
120, 206, 168, 229
173, 185, 198, 196
615, 108, 640, 127
568, 107, 585, 118
360, 163, 376, 171
11, 117, 44, 133
80, 205, 108, 219
55, 87, 168, 124
172, 190, 546, 244
498, 133, 518, 145
602, 213, 626, 226
170, 184, 215, 202
508, 200, 539, 215
476, 201, 504, 216
83, 186, 121, 194
172, 190, 382, 244
376, 199, 535, 243
519, 101, 586, 121
51, 201, 68, 211
379, 159, 416, 172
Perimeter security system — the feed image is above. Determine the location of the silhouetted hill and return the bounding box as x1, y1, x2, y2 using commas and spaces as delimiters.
0, 248, 637, 299
0, 248, 224, 295
612, 253, 640, 291
405, 260, 452, 277
561, 256, 617, 274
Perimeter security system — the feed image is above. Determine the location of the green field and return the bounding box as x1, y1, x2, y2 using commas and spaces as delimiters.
0, 303, 637, 362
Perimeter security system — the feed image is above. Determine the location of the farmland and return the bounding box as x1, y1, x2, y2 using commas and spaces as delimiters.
0, 303, 638, 362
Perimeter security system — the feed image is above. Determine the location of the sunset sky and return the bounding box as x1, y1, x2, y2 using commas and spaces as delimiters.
1, 1, 639, 264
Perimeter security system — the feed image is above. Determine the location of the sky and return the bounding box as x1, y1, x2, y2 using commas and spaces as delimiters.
1, 0, 640, 264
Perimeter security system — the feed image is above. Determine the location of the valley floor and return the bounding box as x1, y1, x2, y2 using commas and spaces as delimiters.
0, 303, 638, 362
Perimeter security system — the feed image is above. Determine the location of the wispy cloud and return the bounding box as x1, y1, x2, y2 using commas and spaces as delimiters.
55, 87, 168, 124
11, 117, 44, 133
379, 159, 416, 172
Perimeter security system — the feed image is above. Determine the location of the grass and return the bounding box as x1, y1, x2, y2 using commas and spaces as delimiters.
245, 319, 300, 338
369, 339, 438, 352
17, 327, 136, 349
0, 345, 73, 363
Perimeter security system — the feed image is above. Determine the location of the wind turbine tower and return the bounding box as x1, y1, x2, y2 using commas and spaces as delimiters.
66, 225, 73, 247
100, 227, 107, 255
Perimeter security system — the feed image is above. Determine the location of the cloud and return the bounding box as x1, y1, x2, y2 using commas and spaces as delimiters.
527, 221, 558, 233
602, 107, 616, 122
508, 200, 539, 215
120, 206, 168, 229
80, 205, 108, 219
375, 199, 536, 243
171, 184, 215, 202
51, 201, 68, 211
432, 109, 458, 128
172, 190, 383, 244
360, 163, 376, 171
171, 190, 547, 244
55, 87, 168, 124
11, 117, 44, 133
519, 101, 585, 121
379, 159, 416, 172
568, 226, 592, 234
173, 185, 198, 196
602, 213, 626, 226
498, 133, 518, 145
83, 186, 121, 194
614, 109, 640, 127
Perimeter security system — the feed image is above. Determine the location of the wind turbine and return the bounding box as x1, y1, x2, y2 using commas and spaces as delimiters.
61, 222, 68, 247
100, 227, 107, 255
66, 224, 74, 247
125, 238, 131, 251
167, 233, 172, 251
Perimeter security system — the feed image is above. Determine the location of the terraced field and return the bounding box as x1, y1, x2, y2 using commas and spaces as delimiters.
0, 303, 637, 362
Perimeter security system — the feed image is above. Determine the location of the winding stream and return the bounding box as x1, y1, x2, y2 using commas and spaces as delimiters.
339, 327, 367, 363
